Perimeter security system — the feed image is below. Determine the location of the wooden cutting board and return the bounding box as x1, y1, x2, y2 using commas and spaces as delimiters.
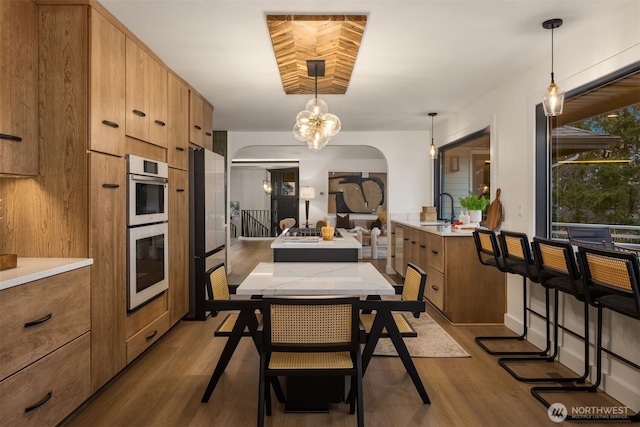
485, 188, 502, 230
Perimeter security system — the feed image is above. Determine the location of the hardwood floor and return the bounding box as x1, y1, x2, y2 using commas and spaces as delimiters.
64, 239, 632, 427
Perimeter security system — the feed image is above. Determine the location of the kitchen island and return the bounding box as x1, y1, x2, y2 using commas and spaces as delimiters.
390, 218, 506, 324
271, 228, 362, 262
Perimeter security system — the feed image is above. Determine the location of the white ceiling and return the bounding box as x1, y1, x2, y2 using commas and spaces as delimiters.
100, 0, 631, 133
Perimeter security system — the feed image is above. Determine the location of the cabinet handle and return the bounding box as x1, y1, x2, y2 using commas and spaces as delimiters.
431, 250, 439, 254
25, 391, 52, 413
101, 120, 119, 128
431, 285, 439, 291
24, 313, 52, 328
154, 120, 166, 127
176, 188, 185, 193
391, 232, 395, 235
403, 238, 409, 241
419, 245, 426, 248
194, 125, 202, 130
102, 183, 120, 189
176, 147, 185, 152
146, 330, 158, 341
205, 131, 212, 137
0, 133, 22, 142
411, 241, 416, 244
132, 109, 146, 117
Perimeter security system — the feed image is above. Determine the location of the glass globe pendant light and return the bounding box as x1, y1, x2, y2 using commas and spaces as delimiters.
293, 60, 341, 151
542, 18, 564, 116
429, 112, 437, 159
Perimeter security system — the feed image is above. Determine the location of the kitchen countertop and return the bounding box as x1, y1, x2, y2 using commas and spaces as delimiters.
271, 228, 362, 249
391, 216, 477, 236
0, 258, 93, 291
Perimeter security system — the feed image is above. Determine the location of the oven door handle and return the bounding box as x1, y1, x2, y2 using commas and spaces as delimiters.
129, 174, 168, 184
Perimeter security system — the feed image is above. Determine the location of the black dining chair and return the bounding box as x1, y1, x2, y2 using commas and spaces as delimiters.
257, 297, 364, 427
531, 246, 640, 421
473, 229, 545, 356
201, 263, 284, 405
500, 237, 592, 383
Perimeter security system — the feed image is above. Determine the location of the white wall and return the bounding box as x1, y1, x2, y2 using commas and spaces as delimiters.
435, 2, 640, 410
227, 2, 640, 410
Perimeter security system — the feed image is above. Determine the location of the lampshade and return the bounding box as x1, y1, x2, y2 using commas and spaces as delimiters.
542, 18, 564, 117
293, 60, 341, 151
300, 186, 315, 200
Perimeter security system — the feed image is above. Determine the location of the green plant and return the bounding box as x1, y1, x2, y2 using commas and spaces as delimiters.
459, 192, 490, 211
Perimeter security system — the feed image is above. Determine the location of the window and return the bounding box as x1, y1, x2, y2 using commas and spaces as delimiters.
437, 128, 491, 221
536, 63, 640, 243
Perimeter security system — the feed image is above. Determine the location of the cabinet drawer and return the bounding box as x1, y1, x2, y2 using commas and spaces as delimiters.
0, 333, 91, 427
427, 234, 445, 272
425, 267, 444, 311
126, 311, 170, 364
0, 267, 91, 380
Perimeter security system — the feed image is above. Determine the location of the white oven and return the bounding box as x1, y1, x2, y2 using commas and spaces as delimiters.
127, 154, 168, 226
127, 222, 169, 311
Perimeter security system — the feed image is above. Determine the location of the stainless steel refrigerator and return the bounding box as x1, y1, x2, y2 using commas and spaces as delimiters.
187, 147, 226, 320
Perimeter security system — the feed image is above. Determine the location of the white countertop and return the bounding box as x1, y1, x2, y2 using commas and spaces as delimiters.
271, 228, 362, 249
391, 217, 476, 236
236, 262, 394, 296
0, 258, 93, 291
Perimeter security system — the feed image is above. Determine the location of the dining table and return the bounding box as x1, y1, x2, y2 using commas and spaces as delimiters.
231, 262, 429, 408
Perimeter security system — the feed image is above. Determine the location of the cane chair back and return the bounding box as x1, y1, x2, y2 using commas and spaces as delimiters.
205, 263, 261, 336
473, 229, 507, 272
498, 231, 540, 283
532, 237, 585, 301
258, 297, 363, 426
577, 246, 640, 319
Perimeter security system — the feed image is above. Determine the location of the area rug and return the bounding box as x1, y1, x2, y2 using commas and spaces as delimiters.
372, 311, 470, 358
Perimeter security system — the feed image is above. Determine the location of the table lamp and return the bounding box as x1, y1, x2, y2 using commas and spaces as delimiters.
300, 186, 315, 228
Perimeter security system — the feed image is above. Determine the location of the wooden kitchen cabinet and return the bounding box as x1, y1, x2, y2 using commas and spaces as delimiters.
167, 73, 189, 170
203, 100, 214, 150
391, 221, 506, 323
0, 0, 38, 176
149, 57, 168, 148
89, 8, 125, 157
169, 167, 189, 324
0, 267, 91, 427
189, 90, 204, 147
125, 38, 168, 148
88, 152, 126, 391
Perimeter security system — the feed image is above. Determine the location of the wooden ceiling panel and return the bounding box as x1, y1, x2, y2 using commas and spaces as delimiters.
267, 15, 367, 95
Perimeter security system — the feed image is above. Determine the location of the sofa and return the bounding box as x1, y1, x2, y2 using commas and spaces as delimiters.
326, 213, 387, 259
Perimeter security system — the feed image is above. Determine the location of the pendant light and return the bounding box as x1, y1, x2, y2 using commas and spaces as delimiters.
542, 18, 564, 116
429, 112, 437, 159
293, 60, 341, 151
262, 170, 272, 195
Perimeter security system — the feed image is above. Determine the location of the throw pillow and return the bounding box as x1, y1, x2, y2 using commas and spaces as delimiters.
336, 213, 350, 229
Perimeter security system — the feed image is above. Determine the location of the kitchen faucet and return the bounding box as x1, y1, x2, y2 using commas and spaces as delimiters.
435, 192, 455, 223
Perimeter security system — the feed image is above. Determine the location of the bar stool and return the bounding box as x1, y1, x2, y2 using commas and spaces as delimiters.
531, 245, 640, 422
499, 237, 591, 383
472, 229, 547, 356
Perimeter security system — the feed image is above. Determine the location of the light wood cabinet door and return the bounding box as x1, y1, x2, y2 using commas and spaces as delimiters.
203, 101, 214, 150
0, 0, 38, 176
125, 38, 150, 143
189, 90, 204, 147
169, 167, 189, 324
167, 74, 189, 170
0, 267, 90, 381
0, 334, 91, 427
89, 8, 125, 156
149, 57, 168, 148
394, 224, 404, 275
88, 152, 126, 392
